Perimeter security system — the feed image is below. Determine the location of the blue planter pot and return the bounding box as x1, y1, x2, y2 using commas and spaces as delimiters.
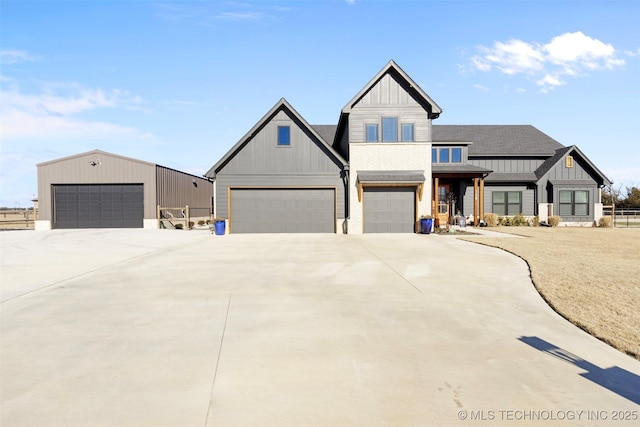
420, 218, 433, 234
214, 220, 226, 236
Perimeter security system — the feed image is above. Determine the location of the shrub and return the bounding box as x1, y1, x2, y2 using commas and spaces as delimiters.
206, 220, 211, 225
598, 216, 612, 228
548, 216, 562, 227
174, 223, 184, 229
531, 216, 540, 227
484, 213, 498, 227
188, 221, 195, 228
512, 213, 528, 226
198, 220, 205, 226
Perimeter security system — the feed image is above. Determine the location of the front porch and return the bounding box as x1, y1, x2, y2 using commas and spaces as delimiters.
431, 165, 491, 227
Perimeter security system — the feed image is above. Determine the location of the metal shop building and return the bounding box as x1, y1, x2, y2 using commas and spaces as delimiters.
36, 150, 213, 230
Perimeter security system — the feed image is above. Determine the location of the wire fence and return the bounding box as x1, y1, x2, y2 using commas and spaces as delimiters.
602, 207, 640, 228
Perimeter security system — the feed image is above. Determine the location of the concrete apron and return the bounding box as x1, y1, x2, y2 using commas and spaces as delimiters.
1, 230, 638, 426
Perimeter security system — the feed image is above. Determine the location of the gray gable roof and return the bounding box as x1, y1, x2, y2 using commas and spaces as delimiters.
535, 145, 611, 186
206, 99, 347, 177
312, 125, 338, 145
342, 60, 443, 118
432, 125, 564, 156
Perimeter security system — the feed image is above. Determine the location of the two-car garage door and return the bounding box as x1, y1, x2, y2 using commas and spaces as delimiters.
229, 188, 335, 233
53, 184, 143, 229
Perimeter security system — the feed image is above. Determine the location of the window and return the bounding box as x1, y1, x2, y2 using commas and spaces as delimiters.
439, 148, 450, 163
452, 148, 462, 163
401, 123, 414, 142
432, 148, 437, 163
559, 190, 589, 216
366, 124, 378, 142
382, 117, 398, 142
492, 191, 522, 215
565, 156, 574, 168
277, 126, 290, 146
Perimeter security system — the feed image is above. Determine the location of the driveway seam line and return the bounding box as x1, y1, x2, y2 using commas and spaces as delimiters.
354, 239, 422, 293
0, 248, 163, 304
205, 294, 232, 427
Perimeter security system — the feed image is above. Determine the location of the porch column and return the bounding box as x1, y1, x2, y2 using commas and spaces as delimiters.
433, 177, 439, 216
479, 178, 485, 222
473, 178, 479, 225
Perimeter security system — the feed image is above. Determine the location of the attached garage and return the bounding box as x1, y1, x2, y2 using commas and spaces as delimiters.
53, 184, 144, 229
229, 188, 336, 233
363, 187, 416, 233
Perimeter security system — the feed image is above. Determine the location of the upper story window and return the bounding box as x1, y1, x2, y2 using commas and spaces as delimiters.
401, 123, 414, 142
439, 148, 449, 163
382, 117, 398, 142
432, 146, 463, 163
277, 126, 290, 146
366, 124, 378, 142
452, 148, 462, 163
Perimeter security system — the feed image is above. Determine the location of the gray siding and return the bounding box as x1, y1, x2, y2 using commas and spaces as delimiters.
215, 109, 346, 219
349, 73, 432, 143
156, 166, 213, 216
37, 151, 157, 220
469, 157, 545, 173
536, 155, 598, 220
462, 184, 535, 217
220, 110, 342, 174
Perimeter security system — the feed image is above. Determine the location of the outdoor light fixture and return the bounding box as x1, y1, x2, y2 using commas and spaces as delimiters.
89, 160, 102, 166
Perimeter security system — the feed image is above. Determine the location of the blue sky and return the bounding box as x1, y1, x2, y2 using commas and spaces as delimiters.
1, 0, 639, 207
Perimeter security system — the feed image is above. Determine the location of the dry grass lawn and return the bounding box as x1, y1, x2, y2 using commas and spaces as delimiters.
463, 227, 640, 359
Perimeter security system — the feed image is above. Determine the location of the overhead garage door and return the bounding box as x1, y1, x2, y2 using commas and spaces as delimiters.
230, 188, 335, 233
363, 187, 415, 233
53, 184, 144, 229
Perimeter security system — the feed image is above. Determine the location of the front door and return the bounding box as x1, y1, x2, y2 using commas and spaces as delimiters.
437, 184, 450, 226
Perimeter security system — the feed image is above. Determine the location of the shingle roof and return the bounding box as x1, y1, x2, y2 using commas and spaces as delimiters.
432, 125, 564, 156
312, 125, 338, 145
357, 170, 426, 183
312, 124, 564, 157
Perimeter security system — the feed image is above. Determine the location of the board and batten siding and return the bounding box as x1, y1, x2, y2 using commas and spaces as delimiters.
462, 184, 535, 217
469, 157, 546, 174
215, 109, 346, 219
349, 73, 432, 143
220, 110, 342, 175
37, 152, 157, 221
155, 166, 213, 214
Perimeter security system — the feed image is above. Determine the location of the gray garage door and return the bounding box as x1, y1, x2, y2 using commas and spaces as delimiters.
230, 188, 335, 233
53, 184, 144, 229
363, 187, 415, 233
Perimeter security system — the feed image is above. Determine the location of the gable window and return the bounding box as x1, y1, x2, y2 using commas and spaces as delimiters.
559, 190, 589, 216
382, 117, 398, 142
366, 124, 378, 142
492, 191, 522, 215
277, 126, 290, 146
565, 156, 574, 168
452, 148, 462, 163
439, 148, 450, 163
401, 123, 414, 142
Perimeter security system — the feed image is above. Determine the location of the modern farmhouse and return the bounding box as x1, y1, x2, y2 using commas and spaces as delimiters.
206, 60, 610, 233
35, 60, 610, 232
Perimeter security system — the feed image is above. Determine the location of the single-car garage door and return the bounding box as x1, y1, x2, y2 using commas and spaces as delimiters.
363, 187, 415, 233
230, 188, 335, 233
53, 184, 144, 229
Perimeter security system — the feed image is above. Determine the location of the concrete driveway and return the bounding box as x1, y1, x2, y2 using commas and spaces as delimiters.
1, 229, 638, 426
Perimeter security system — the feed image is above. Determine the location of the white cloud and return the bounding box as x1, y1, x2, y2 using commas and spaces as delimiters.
0, 49, 38, 64
0, 83, 148, 139
471, 32, 625, 92
473, 84, 489, 92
